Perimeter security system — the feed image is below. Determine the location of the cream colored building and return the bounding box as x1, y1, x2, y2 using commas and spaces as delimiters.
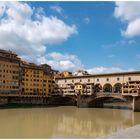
122, 81, 140, 96
74, 83, 94, 95
55, 71, 140, 96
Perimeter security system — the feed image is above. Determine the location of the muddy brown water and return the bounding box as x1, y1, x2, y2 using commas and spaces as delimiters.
0, 106, 140, 138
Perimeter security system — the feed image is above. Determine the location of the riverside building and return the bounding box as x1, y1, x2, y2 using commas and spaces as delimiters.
1, 49, 140, 98
122, 81, 140, 96
55, 72, 140, 97
0, 49, 21, 94
21, 62, 54, 96
0, 49, 54, 96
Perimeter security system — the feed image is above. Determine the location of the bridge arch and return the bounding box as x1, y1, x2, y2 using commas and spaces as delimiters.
103, 83, 112, 93
94, 84, 102, 93
113, 83, 122, 93
88, 96, 126, 107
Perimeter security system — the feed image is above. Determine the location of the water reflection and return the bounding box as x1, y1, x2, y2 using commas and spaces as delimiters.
0, 107, 139, 138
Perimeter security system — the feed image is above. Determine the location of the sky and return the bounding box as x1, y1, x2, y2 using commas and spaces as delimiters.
0, 1, 140, 74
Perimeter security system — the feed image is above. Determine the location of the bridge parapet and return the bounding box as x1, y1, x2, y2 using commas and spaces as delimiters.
95, 92, 122, 98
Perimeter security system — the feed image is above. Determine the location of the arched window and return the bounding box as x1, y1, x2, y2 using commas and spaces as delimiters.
113, 83, 122, 93
94, 84, 102, 93
103, 83, 112, 92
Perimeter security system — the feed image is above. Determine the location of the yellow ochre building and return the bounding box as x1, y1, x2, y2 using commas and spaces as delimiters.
1, 49, 140, 98
0, 49, 21, 95
0, 49, 54, 96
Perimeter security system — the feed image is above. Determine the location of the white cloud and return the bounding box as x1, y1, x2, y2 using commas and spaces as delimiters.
121, 18, 140, 38
114, 2, 140, 38
37, 52, 83, 71
0, 1, 77, 63
37, 52, 135, 73
87, 67, 135, 74
50, 5, 63, 14
83, 17, 90, 24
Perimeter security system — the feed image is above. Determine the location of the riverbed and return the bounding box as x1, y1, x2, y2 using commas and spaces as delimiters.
0, 106, 140, 138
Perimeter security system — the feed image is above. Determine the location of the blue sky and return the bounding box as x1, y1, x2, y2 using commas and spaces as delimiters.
0, 1, 140, 73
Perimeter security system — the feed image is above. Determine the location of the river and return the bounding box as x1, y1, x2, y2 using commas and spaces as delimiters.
0, 106, 140, 138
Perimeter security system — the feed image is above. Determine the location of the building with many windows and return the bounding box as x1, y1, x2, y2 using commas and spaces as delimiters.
1, 49, 140, 98
0, 49, 54, 96
0, 49, 21, 94
21, 62, 54, 96
74, 83, 94, 95
56, 72, 140, 96
122, 81, 140, 96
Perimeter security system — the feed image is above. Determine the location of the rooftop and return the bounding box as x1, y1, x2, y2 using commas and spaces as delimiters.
56, 71, 140, 79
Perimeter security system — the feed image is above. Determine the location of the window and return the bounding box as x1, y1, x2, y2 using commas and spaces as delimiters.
128, 77, 131, 81
106, 78, 109, 81
97, 79, 99, 82
65, 80, 67, 83
80, 79, 82, 82
88, 79, 90, 82
117, 77, 120, 81
72, 80, 74, 83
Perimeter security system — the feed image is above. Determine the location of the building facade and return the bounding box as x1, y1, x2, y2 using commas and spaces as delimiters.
1, 49, 140, 98
122, 81, 140, 96
0, 49, 21, 94
56, 72, 140, 96
21, 62, 54, 96
74, 83, 94, 95
0, 49, 54, 96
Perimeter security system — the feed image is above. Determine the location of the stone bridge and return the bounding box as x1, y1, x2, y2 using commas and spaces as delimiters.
74, 92, 127, 108
94, 92, 125, 100
47, 92, 127, 108
0, 92, 139, 112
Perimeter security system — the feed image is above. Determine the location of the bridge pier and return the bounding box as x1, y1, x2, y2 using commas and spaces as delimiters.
132, 96, 140, 112
77, 95, 89, 108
